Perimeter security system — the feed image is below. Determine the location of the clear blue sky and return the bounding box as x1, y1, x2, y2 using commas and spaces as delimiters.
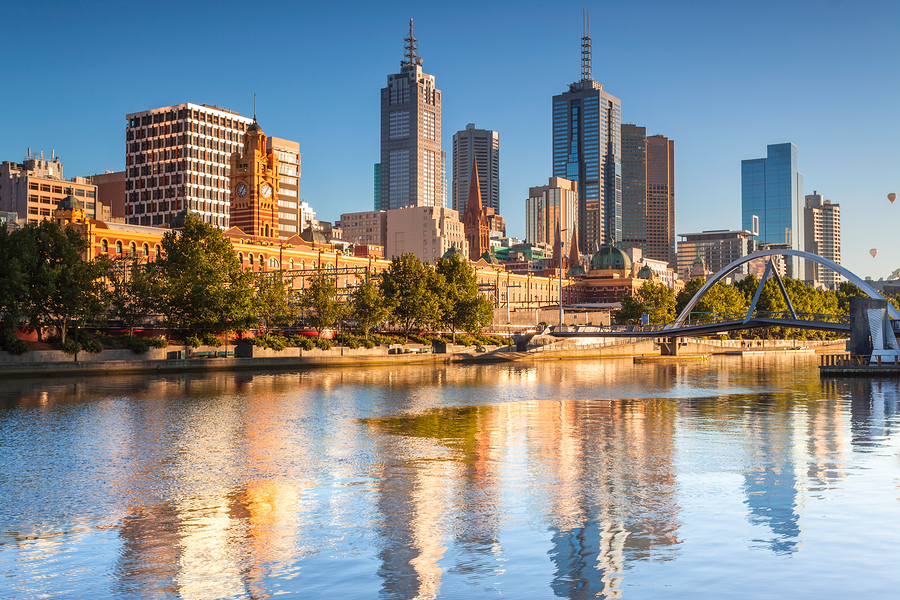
3, 0, 898, 279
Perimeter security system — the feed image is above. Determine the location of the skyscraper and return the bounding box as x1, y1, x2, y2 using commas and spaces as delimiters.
452, 124, 499, 214
620, 125, 646, 254
525, 177, 578, 249
646, 134, 675, 267
125, 103, 253, 229
552, 13, 621, 252
267, 137, 301, 236
804, 191, 841, 290
379, 20, 442, 211
741, 142, 804, 279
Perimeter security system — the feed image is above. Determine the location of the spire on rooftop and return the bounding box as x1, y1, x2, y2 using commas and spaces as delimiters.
403, 18, 421, 70
581, 9, 592, 82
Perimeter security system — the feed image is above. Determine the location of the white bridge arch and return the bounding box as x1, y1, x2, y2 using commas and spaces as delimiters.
668, 249, 900, 329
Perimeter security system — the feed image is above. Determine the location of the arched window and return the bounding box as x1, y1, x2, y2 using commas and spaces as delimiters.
238, 252, 244, 265
326, 263, 334, 271
269, 258, 279, 269
249, 254, 255, 266
300, 260, 305, 269
290, 258, 294, 269
154, 245, 160, 259
129, 242, 137, 257
116, 241, 123, 254
101, 239, 108, 253
142, 243, 149, 257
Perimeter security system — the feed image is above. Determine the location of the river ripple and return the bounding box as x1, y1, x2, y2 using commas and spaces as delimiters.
1, 354, 898, 599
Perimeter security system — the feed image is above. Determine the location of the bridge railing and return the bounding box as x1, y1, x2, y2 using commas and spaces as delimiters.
671, 311, 850, 329
821, 353, 900, 367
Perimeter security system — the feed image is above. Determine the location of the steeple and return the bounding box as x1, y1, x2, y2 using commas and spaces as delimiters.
402, 18, 421, 71
581, 9, 592, 82
568, 225, 580, 268
465, 160, 483, 214
463, 161, 489, 262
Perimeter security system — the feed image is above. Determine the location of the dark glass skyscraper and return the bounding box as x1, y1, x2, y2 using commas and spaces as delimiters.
552, 20, 621, 252
741, 142, 804, 278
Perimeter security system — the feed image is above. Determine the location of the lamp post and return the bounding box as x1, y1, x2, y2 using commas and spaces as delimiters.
559, 228, 568, 329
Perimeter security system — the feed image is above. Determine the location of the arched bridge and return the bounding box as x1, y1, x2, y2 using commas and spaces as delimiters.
552, 249, 899, 344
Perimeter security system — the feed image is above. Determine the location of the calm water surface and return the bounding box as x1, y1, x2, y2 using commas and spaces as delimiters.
1, 355, 899, 599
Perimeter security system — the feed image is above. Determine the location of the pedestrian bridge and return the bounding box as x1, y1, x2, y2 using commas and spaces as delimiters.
551, 249, 899, 345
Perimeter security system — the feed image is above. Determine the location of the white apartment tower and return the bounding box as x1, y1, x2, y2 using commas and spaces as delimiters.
804, 191, 841, 290
452, 124, 499, 215
268, 137, 302, 236
379, 20, 442, 210
125, 103, 253, 228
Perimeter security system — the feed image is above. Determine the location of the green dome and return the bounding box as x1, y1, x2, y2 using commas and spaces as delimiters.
441, 246, 463, 261
479, 250, 501, 265
566, 264, 587, 277
300, 225, 327, 245
637, 264, 654, 279
590, 244, 632, 271
56, 192, 82, 212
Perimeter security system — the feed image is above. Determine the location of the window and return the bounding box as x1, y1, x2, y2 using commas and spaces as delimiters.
116, 241, 123, 254
269, 258, 279, 269
154, 245, 160, 259
249, 254, 254, 266
130, 242, 137, 256
142, 243, 149, 257
101, 239, 108, 253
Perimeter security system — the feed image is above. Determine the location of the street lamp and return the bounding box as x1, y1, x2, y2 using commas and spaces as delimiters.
559, 228, 569, 329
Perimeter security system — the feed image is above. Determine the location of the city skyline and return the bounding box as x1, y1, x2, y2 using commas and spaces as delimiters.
2, 0, 897, 279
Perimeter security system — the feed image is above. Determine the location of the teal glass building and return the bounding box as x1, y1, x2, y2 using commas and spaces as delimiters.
741, 142, 804, 278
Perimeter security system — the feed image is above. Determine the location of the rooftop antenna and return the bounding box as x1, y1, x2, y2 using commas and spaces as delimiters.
403, 18, 419, 69
581, 8, 592, 81
253, 94, 257, 122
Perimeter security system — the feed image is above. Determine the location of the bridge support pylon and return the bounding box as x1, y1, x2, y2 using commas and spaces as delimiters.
660, 336, 679, 356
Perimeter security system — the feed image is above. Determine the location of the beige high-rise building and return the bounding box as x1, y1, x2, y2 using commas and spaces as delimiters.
386, 205, 467, 264
379, 20, 442, 211
268, 137, 301, 236
0, 150, 100, 225
125, 103, 253, 228
804, 191, 841, 290
525, 177, 578, 250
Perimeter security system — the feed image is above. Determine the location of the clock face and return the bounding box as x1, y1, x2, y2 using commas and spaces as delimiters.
236, 182, 248, 198
260, 183, 273, 199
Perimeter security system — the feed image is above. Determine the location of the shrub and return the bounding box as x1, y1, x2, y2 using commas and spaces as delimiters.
0, 330, 28, 355
200, 332, 221, 347
62, 331, 103, 354
315, 338, 332, 351
267, 335, 286, 351
148, 337, 168, 349
300, 337, 315, 351
364, 340, 375, 349
124, 335, 149, 354
186, 335, 202, 348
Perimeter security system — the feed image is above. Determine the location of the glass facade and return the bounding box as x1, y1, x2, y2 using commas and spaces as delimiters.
741, 143, 804, 279
552, 83, 620, 252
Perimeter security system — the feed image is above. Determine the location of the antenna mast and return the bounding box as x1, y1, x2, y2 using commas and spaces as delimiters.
403, 18, 419, 69
253, 94, 257, 122
581, 9, 592, 81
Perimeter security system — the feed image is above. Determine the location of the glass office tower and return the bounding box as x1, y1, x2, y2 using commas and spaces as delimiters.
741, 142, 804, 279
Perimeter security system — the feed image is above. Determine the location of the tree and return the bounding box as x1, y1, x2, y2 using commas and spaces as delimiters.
675, 277, 705, 316
254, 270, 297, 340
156, 214, 255, 334
351, 276, 392, 340
379, 253, 442, 337
300, 267, 346, 336
616, 281, 676, 325
694, 282, 748, 322
108, 256, 162, 335
435, 254, 493, 341
0, 227, 27, 351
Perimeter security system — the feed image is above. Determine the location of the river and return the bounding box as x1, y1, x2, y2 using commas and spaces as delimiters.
1, 354, 898, 599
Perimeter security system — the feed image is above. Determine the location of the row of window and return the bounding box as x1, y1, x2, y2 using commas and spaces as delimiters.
99, 239, 162, 258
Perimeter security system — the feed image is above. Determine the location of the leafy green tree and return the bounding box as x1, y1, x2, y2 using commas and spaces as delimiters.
156, 214, 255, 334
435, 254, 493, 341
300, 267, 346, 336
108, 257, 162, 335
836, 281, 866, 313
616, 281, 676, 325
675, 277, 705, 316
694, 282, 748, 322
379, 253, 442, 337
351, 276, 392, 340
13, 220, 109, 345
254, 270, 297, 341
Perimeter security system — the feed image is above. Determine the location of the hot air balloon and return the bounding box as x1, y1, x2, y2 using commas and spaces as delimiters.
870, 248, 878, 258
889, 193, 897, 204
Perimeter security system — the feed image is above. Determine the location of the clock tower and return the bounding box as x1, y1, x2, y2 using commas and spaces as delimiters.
229, 117, 280, 239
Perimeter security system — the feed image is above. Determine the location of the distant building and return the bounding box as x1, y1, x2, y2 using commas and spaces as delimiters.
373, 163, 381, 210
341, 209, 387, 247
0, 150, 101, 225
379, 20, 442, 210
553, 20, 621, 251
125, 102, 254, 228
620, 126, 675, 266
526, 177, 578, 251
86, 171, 126, 219
804, 191, 841, 290
677, 229, 757, 281
452, 124, 499, 214
297, 200, 317, 234
742, 142, 804, 279
386, 204, 468, 264
228, 118, 280, 240
268, 137, 301, 236
462, 163, 490, 262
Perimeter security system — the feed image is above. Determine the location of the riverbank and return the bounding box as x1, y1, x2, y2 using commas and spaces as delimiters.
0, 337, 850, 378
